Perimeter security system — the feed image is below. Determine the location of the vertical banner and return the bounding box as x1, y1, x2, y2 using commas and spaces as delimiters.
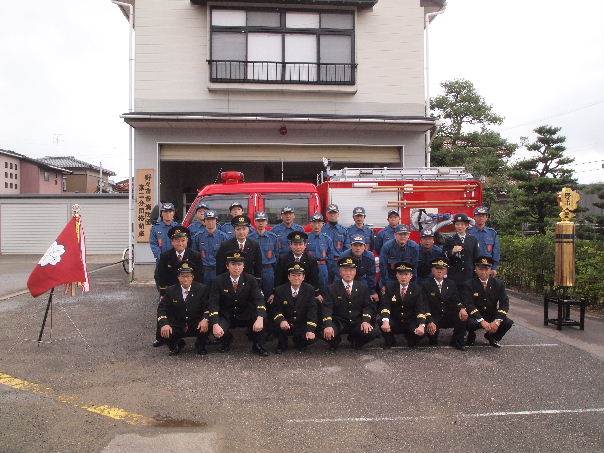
135, 169, 155, 243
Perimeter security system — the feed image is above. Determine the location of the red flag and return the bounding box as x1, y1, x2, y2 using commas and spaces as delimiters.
27, 216, 89, 297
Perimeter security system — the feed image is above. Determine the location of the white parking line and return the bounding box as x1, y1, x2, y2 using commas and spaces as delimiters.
286, 407, 604, 424
367, 343, 559, 350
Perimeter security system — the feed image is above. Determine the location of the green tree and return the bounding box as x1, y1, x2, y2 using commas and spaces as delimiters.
510, 125, 576, 234
430, 79, 517, 204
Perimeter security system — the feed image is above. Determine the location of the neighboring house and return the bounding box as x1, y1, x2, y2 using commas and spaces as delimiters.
0, 149, 71, 195
113, 0, 446, 272
37, 156, 116, 193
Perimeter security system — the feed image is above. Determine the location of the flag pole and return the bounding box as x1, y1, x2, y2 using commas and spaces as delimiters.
37, 288, 55, 344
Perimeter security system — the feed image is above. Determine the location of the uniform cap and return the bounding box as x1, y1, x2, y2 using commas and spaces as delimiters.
287, 231, 308, 243
420, 229, 435, 237
168, 226, 190, 239
226, 251, 246, 263
196, 202, 209, 211
311, 213, 324, 222
229, 202, 244, 210
430, 258, 449, 268
394, 224, 410, 234
338, 257, 356, 268
351, 235, 365, 245
327, 204, 339, 213
177, 263, 194, 275
281, 206, 295, 214
160, 202, 175, 212
231, 215, 251, 227
255, 211, 268, 221
353, 207, 366, 216
474, 206, 489, 216
475, 256, 494, 267
387, 209, 400, 217
205, 210, 217, 219
288, 263, 306, 274
394, 261, 414, 272
453, 213, 470, 223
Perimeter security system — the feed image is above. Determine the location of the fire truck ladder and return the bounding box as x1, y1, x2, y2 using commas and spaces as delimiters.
326, 167, 476, 181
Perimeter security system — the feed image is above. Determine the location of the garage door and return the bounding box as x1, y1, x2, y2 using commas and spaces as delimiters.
1, 201, 128, 255
160, 144, 401, 163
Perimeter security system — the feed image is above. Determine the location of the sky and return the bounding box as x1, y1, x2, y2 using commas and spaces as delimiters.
0, 0, 602, 183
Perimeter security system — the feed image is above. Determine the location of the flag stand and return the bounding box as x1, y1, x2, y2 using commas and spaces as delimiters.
37, 288, 55, 344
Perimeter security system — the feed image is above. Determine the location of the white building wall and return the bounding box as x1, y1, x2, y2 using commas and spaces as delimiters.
133, 0, 427, 117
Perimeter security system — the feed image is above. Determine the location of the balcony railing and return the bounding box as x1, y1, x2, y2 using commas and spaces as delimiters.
209, 60, 356, 85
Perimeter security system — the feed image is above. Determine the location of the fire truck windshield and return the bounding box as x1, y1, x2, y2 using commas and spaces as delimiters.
198, 195, 249, 224
263, 194, 310, 226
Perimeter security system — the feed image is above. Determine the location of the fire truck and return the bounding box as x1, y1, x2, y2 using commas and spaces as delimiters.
183, 167, 483, 241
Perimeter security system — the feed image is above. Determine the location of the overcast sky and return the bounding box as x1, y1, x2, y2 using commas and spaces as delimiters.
0, 0, 602, 183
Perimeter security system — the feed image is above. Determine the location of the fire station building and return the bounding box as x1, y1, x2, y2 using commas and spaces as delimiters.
114, 0, 445, 267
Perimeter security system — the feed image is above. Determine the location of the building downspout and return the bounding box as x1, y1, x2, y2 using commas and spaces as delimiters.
112, 0, 135, 277
424, 6, 446, 167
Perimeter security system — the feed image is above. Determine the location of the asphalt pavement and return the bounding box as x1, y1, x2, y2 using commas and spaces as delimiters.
0, 263, 602, 453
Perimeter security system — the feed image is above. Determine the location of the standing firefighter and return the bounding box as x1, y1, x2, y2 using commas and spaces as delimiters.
215, 215, 263, 283
150, 202, 180, 261
444, 213, 480, 289
321, 204, 348, 283
379, 224, 419, 285
191, 210, 228, 286
345, 207, 374, 251
306, 213, 335, 292
272, 206, 305, 256
468, 206, 500, 275
251, 211, 279, 299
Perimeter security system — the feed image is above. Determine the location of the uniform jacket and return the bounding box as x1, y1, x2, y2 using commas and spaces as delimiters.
340, 249, 377, 294
252, 230, 279, 265
321, 222, 348, 257
463, 276, 509, 321
322, 280, 375, 328
208, 272, 266, 322
271, 223, 305, 255
150, 220, 180, 260
417, 245, 445, 281
191, 228, 229, 267
157, 282, 209, 329
188, 220, 207, 238
215, 237, 263, 279
443, 234, 480, 285
468, 226, 501, 270
272, 282, 318, 333
345, 224, 374, 251
374, 225, 397, 253
306, 232, 335, 264
275, 251, 321, 294
156, 248, 203, 291
379, 239, 420, 284
379, 281, 427, 326
420, 277, 463, 325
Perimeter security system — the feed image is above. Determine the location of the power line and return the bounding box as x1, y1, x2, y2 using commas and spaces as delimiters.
501, 100, 604, 131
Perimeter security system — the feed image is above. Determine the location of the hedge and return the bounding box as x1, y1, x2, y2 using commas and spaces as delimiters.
498, 234, 604, 307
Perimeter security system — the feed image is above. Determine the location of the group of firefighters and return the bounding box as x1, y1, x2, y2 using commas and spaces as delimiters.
150, 200, 512, 357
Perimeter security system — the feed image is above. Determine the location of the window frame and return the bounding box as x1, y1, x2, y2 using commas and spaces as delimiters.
209, 6, 356, 85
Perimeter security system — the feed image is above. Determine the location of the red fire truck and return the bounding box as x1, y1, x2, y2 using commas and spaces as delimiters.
183, 167, 483, 241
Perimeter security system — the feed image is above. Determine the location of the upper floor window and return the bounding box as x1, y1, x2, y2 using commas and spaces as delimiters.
9, 162, 13, 169
209, 8, 355, 85
44, 171, 50, 182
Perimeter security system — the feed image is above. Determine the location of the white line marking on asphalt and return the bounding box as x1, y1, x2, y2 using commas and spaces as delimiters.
286, 408, 604, 424
367, 343, 559, 350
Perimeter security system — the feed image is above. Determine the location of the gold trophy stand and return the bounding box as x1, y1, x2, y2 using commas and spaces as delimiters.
543, 188, 588, 330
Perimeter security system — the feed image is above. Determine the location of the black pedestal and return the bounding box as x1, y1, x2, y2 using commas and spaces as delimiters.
543, 290, 588, 330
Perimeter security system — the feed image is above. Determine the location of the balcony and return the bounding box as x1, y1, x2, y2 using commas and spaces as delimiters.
208, 60, 356, 85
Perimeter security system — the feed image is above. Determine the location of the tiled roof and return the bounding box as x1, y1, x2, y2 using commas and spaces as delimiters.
38, 156, 116, 176
0, 148, 71, 174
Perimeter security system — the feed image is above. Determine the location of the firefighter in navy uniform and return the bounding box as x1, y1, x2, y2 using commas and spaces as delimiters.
271, 263, 318, 353
322, 257, 377, 350
274, 231, 322, 297
443, 213, 480, 290
215, 215, 263, 283
378, 261, 428, 348
420, 258, 468, 350
208, 252, 269, 356
464, 256, 514, 348
340, 235, 379, 302
153, 225, 203, 347
157, 263, 210, 356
